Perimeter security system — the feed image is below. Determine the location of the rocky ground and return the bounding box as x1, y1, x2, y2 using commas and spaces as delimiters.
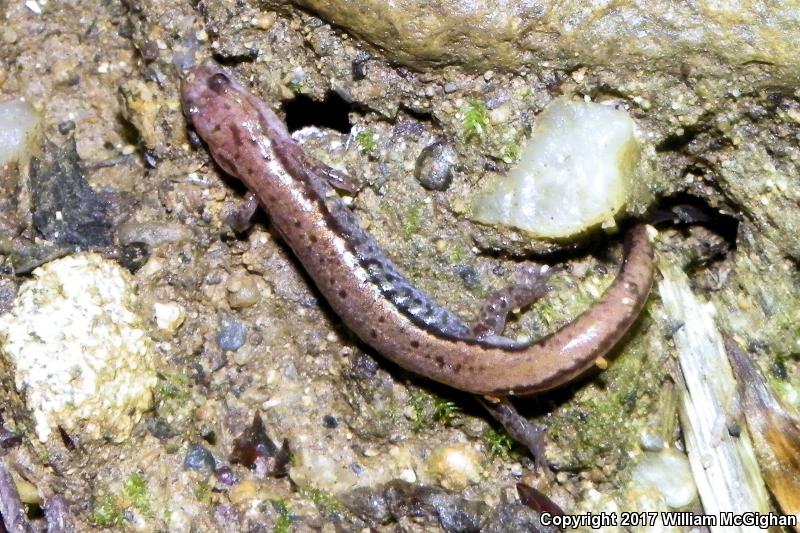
0, 0, 799, 531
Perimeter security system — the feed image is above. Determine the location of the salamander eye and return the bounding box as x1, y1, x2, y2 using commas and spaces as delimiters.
208, 72, 230, 93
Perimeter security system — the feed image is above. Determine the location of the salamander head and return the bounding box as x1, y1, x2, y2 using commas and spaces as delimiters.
180, 64, 257, 177
183, 65, 235, 107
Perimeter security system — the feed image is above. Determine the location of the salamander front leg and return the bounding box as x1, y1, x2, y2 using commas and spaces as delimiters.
222, 191, 259, 233
471, 264, 553, 339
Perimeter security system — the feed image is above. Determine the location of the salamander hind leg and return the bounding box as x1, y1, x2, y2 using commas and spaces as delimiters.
471, 264, 554, 468
479, 395, 547, 470
470, 264, 553, 340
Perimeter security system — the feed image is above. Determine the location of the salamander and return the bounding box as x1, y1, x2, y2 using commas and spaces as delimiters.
181, 63, 653, 415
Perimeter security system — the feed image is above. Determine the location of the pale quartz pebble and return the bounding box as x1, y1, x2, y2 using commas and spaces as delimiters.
630, 449, 698, 509
472, 98, 640, 239
289, 449, 358, 493
226, 274, 261, 308
0, 99, 40, 166
117, 221, 193, 247
14, 477, 41, 505
153, 302, 186, 334
0, 254, 157, 442
425, 443, 483, 490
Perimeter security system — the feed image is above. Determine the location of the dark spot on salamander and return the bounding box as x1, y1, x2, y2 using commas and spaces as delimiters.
410, 340, 420, 349
435, 356, 445, 366
378, 316, 385, 323
370, 329, 377, 338
213, 124, 221, 132
329, 277, 336, 286
228, 124, 244, 147
208, 72, 230, 93
338, 290, 347, 299
454, 363, 462, 373
293, 220, 301, 228
309, 234, 318, 243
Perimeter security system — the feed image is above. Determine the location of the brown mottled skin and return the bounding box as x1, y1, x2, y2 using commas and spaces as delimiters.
181, 64, 655, 397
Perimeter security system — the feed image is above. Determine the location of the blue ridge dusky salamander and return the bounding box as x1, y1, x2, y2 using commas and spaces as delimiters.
181, 64, 655, 398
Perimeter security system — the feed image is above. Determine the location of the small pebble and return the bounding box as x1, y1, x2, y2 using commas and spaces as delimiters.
226, 274, 260, 309
352, 51, 370, 81
184, 443, 216, 474
145, 416, 177, 440
227, 479, 258, 504
630, 449, 697, 509
153, 302, 185, 335
0, 99, 40, 166
414, 140, 457, 191
217, 315, 247, 352
322, 415, 338, 428
454, 264, 481, 289
251, 12, 276, 30
639, 430, 665, 452
426, 443, 483, 491
1, 28, 18, 44
57, 120, 76, 135
443, 82, 458, 94
15, 478, 41, 505
215, 466, 238, 486
117, 221, 192, 247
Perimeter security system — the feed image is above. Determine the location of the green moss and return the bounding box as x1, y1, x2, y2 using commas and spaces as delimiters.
433, 398, 460, 423
536, 301, 558, 327
462, 98, 489, 142
194, 481, 211, 503
546, 329, 661, 467
156, 371, 191, 401
371, 403, 401, 437
500, 142, 520, 164
37, 449, 51, 465
288, 80, 305, 95
355, 130, 377, 153
410, 390, 461, 430
89, 493, 124, 528
403, 201, 426, 237
123, 472, 151, 516
303, 487, 346, 516
90, 473, 151, 527
483, 427, 515, 458
448, 245, 467, 264
409, 392, 427, 430
272, 499, 293, 533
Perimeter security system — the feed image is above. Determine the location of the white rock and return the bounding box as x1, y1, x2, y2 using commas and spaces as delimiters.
0, 254, 157, 442
0, 99, 40, 166
472, 98, 640, 239
630, 449, 697, 509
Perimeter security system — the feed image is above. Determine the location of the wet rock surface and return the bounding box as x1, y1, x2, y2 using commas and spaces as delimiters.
0, 0, 798, 530
294, 0, 800, 83
30, 139, 113, 247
